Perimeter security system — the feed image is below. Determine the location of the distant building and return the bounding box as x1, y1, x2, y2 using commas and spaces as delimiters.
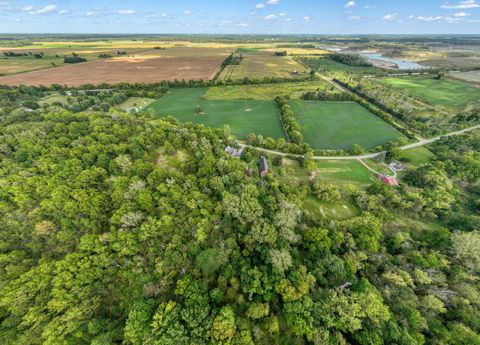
225, 146, 243, 158
376, 174, 400, 186
259, 156, 269, 178
389, 162, 406, 172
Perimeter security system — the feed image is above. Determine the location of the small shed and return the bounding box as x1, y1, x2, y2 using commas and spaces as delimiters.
259, 156, 269, 178
225, 146, 243, 158
376, 174, 399, 186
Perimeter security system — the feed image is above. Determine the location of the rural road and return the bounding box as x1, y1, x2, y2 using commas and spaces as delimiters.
240, 124, 480, 161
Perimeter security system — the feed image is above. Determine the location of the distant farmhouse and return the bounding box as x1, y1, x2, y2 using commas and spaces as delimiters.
225, 146, 243, 158
259, 156, 269, 178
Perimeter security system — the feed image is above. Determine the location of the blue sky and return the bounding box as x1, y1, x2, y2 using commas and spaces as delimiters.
0, 0, 479, 34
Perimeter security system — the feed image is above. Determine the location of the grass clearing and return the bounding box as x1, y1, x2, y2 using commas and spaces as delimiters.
118, 97, 155, 112
302, 58, 375, 73
220, 52, 309, 80
205, 80, 336, 100
303, 197, 360, 220
146, 88, 285, 140
38, 93, 69, 105
376, 77, 480, 109
402, 147, 436, 166
290, 100, 405, 150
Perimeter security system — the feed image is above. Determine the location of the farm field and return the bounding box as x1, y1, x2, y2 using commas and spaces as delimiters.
302, 58, 375, 72
205, 80, 336, 100
375, 77, 480, 109
448, 70, 480, 84
219, 51, 309, 80
0, 47, 231, 86
290, 100, 405, 150
145, 88, 285, 140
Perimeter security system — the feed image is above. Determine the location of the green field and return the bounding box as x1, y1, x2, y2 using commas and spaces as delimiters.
146, 88, 286, 140
38, 93, 69, 105
402, 147, 436, 166
303, 197, 360, 220
290, 100, 405, 150
376, 77, 480, 109
205, 81, 336, 100
220, 52, 309, 80
303, 58, 375, 73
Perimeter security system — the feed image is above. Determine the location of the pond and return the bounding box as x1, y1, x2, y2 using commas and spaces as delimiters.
362, 53, 427, 70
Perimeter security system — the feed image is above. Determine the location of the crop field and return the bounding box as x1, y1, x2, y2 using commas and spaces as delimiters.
290, 100, 405, 150
0, 47, 231, 86
448, 70, 480, 84
205, 80, 337, 100
145, 88, 285, 140
219, 51, 309, 80
302, 58, 375, 72
375, 77, 480, 109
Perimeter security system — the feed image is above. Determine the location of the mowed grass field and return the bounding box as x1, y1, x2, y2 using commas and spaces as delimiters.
290, 100, 405, 150
302, 58, 375, 73
376, 77, 480, 109
205, 80, 337, 100
146, 88, 285, 140
220, 52, 309, 80
0, 47, 231, 86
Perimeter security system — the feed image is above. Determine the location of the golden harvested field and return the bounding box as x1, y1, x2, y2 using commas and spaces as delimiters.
0, 47, 232, 86
219, 52, 309, 80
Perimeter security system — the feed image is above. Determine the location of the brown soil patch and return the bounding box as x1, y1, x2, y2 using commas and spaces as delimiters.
0, 48, 230, 86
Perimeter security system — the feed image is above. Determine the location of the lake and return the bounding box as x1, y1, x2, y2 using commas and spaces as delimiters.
362, 53, 427, 70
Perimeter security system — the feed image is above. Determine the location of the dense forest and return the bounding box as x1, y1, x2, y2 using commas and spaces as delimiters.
0, 84, 479, 345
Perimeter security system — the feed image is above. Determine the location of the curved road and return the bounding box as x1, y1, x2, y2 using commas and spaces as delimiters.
240, 124, 480, 161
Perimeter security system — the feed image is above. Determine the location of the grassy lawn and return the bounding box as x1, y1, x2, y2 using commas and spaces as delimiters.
205, 80, 336, 100
303, 58, 375, 73
402, 147, 436, 166
220, 52, 309, 80
38, 93, 69, 105
118, 97, 155, 112
376, 77, 480, 109
303, 197, 360, 220
290, 100, 405, 150
146, 88, 286, 140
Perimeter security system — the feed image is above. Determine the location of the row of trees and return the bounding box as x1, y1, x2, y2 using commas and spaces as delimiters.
275, 96, 303, 145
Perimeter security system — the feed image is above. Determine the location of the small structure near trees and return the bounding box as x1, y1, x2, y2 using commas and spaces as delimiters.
376, 174, 399, 186
225, 146, 243, 158
259, 156, 269, 178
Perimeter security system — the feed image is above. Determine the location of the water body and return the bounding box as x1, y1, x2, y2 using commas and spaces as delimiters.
362, 53, 426, 70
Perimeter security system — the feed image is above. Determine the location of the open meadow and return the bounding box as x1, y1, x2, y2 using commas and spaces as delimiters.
219, 51, 309, 80
145, 87, 285, 140
290, 100, 405, 150
375, 76, 480, 109
205, 80, 336, 100
302, 57, 375, 73
0, 47, 231, 86
448, 70, 480, 85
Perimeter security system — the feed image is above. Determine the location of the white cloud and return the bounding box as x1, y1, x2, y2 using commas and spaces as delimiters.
86, 11, 98, 17
365, 5, 377, 9
286, 18, 292, 21
383, 13, 397, 20
183, 10, 193, 15
454, 11, 471, 16
58, 9, 68, 15
348, 15, 360, 20
408, 14, 414, 19
238, 23, 249, 27
21, 5, 34, 11
417, 15, 463, 23
278, 12, 286, 16
256, 3, 265, 9
344, 1, 356, 8
267, 0, 280, 4
441, 0, 479, 9
36, 5, 58, 14
118, 9, 136, 15
264, 14, 277, 20
303, 16, 311, 21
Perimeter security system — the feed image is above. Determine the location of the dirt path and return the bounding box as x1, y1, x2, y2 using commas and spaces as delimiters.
239, 124, 480, 161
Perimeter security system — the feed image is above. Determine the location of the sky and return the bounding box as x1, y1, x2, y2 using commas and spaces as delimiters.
0, 0, 479, 34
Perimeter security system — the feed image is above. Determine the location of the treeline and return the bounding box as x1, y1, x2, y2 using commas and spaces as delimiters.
329, 53, 373, 67
3, 51, 44, 58
275, 96, 303, 144
64, 53, 87, 64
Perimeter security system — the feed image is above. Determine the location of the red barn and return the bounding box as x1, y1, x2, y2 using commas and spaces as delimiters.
376, 174, 399, 186
259, 156, 269, 178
